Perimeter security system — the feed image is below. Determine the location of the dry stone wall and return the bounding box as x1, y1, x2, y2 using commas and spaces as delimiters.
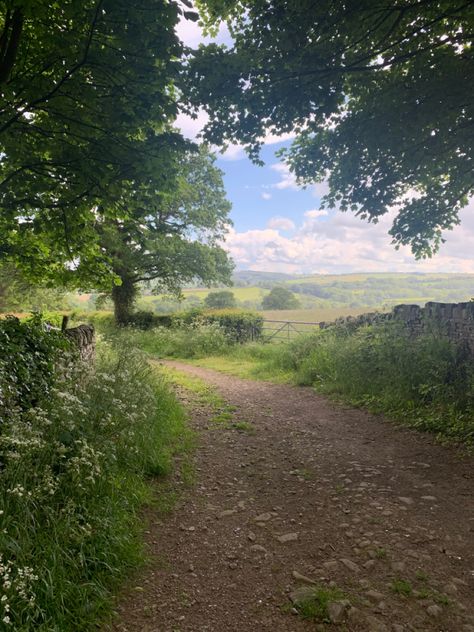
323, 301, 474, 353
64, 324, 95, 361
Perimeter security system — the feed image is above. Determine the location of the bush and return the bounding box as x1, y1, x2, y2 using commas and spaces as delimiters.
110, 321, 231, 359
0, 342, 187, 630
125, 310, 174, 329
280, 322, 474, 444
0, 314, 70, 420
204, 290, 236, 309
84, 308, 264, 345
203, 309, 263, 343
262, 286, 300, 310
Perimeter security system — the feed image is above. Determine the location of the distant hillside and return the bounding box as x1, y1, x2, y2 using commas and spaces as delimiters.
281, 272, 474, 308
232, 270, 298, 287
135, 272, 474, 316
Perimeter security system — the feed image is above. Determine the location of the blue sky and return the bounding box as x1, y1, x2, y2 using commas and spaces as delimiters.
176, 16, 474, 275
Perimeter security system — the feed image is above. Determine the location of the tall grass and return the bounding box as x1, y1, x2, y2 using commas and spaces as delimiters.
104, 321, 231, 359
148, 320, 474, 446
0, 341, 188, 630
253, 323, 474, 444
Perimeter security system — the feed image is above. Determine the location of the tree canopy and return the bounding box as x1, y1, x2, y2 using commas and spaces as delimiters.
98, 146, 233, 323
190, 0, 474, 257
204, 289, 236, 308
262, 286, 300, 310
0, 0, 195, 284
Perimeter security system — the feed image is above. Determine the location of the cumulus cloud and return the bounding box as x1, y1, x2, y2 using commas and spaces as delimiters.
261, 192, 272, 200
267, 217, 295, 231
175, 110, 209, 140
304, 209, 328, 219
270, 163, 298, 190
224, 200, 474, 274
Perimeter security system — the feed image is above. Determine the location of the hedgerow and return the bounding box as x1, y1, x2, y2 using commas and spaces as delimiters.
0, 315, 70, 421
0, 329, 188, 630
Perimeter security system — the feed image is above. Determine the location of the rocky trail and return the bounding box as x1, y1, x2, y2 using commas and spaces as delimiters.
109, 362, 474, 632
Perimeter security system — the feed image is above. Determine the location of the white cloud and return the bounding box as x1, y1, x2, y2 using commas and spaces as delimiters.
175, 110, 209, 140
304, 209, 328, 219
219, 143, 246, 161
262, 131, 297, 145
270, 163, 298, 190
261, 192, 272, 200
223, 200, 474, 274
176, 13, 232, 48
311, 180, 330, 199
267, 217, 295, 231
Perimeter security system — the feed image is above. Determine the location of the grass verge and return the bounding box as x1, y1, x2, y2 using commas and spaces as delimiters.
0, 342, 191, 631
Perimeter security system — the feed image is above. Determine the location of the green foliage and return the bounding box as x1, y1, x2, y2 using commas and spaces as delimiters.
110, 321, 231, 359
0, 265, 69, 313
123, 311, 175, 330
289, 585, 346, 622
191, 1, 473, 256
0, 314, 70, 420
261, 287, 300, 310
89, 307, 263, 345
204, 290, 236, 309
391, 579, 413, 597
101, 146, 233, 324
203, 309, 263, 342
0, 0, 195, 284
0, 342, 188, 630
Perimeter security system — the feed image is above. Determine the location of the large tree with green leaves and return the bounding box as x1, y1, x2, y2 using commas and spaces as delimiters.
0, 0, 197, 284
98, 146, 233, 324
190, 0, 474, 257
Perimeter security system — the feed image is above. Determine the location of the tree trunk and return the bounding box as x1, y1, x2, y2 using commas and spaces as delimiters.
112, 276, 136, 325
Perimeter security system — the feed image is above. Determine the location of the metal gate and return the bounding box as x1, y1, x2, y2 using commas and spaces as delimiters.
261, 319, 320, 343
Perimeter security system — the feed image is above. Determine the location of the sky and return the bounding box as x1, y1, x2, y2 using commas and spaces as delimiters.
176, 16, 474, 276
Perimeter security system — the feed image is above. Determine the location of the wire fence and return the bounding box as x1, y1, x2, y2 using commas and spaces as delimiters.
261, 319, 320, 343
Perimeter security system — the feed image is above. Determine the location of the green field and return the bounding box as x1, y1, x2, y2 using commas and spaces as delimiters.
258, 306, 378, 323
75, 272, 474, 319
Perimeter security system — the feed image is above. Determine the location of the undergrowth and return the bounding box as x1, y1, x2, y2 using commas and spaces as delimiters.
137, 320, 474, 447
0, 340, 189, 630
105, 321, 231, 359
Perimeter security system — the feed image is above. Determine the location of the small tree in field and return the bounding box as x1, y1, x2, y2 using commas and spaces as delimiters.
262, 287, 300, 310
204, 290, 236, 309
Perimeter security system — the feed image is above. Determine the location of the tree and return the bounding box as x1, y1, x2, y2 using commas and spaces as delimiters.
0, 264, 67, 313
262, 287, 300, 310
0, 0, 195, 284
190, 0, 474, 257
99, 146, 234, 324
204, 290, 236, 308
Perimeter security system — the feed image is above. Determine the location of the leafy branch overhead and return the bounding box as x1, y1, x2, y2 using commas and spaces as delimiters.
191, 0, 474, 257
0, 0, 194, 283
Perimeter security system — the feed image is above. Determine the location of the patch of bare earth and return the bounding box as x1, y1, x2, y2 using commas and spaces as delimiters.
107, 362, 474, 632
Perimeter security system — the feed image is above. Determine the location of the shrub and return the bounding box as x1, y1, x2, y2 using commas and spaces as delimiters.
125, 310, 174, 330
282, 321, 474, 444
0, 342, 187, 630
262, 286, 300, 310
204, 290, 236, 309
0, 314, 70, 421
110, 321, 231, 358
203, 309, 263, 343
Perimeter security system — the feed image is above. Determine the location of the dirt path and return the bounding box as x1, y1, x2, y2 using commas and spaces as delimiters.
109, 362, 474, 632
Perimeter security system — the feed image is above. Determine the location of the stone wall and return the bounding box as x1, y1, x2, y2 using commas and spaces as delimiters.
322, 301, 474, 353
64, 324, 95, 361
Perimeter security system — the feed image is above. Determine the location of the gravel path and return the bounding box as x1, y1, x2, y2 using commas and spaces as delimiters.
109, 362, 474, 632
